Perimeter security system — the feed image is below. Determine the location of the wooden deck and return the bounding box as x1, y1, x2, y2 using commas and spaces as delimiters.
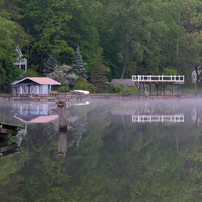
0, 122, 22, 135
12, 94, 86, 102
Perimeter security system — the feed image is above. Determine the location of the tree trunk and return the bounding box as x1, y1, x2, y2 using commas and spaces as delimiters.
120, 0, 131, 79
157, 45, 161, 69
176, 15, 181, 71
120, 41, 129, 79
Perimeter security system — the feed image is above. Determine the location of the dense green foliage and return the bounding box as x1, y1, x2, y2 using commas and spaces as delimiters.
47, 64, 78, 86
58, 86, 69, 92
2, 0, 202, 88
91, 49, 108, 91
71, 47, 88, 80
109, 83, 125, 93
74, 82, 96, 93
43, 54, 59, 76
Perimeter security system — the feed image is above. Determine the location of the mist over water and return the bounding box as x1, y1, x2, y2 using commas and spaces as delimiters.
1, 99, 202, 201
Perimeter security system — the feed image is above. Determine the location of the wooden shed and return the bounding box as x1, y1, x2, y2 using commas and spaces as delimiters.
11, 77, 61, 95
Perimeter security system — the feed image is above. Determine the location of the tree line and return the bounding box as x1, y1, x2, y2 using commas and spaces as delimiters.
1, 0, 202, 88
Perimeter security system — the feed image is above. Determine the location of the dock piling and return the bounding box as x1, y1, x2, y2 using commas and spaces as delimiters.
57, 101, 67, 158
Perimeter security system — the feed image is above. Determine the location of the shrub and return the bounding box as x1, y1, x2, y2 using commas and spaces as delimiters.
74, 82, 96, 93
121, 87, 140, 95
109, 83, 125, 93
58, 86, 69, 92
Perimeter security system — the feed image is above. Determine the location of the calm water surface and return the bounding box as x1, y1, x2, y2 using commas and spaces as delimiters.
0, 99, 202, 202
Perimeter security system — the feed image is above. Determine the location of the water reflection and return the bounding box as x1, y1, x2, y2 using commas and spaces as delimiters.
110, 101, 184, 123
2, 100, 202, 201
132, 101, 184, 122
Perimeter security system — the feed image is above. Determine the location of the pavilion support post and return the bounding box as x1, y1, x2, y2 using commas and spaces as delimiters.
164, 84, 166, 95
155, 84, 158, 95
172, 85, 175, 96
157, 84, 160, 96
150, 84, 151, 95
178, 85, 180, 95
143, 84, 145, 95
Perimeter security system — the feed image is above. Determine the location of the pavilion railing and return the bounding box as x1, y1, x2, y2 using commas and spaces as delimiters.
132, 75, 184, 82
132, 115, 184, 123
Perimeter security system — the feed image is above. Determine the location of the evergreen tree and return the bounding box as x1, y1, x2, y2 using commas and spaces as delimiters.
43, 54, 59, 76
91, 50, 108, 90
71, 47, 87, 80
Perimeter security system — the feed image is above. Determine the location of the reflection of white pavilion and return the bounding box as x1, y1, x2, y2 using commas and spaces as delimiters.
132, 114, 184, 123
110, 101, 184, 123
132, 102, 184, 123
12, 103, 58, 137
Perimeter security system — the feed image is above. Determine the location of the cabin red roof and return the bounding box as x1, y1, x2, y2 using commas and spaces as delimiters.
14, 77, 61, 85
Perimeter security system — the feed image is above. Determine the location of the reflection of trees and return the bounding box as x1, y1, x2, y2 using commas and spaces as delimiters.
67, 105, 89, 147
0, 152, 28, 202
3, 101, 202, 201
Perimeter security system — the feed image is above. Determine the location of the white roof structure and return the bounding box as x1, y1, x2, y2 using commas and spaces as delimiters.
14, 77, 61, 85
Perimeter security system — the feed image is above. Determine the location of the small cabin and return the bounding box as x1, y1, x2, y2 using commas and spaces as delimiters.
11, 77, 61, 95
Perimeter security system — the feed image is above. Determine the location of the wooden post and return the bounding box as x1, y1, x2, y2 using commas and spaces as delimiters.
172, 85, 175, 96
57, 131, 67, 158
57, 101, 67, 131
57, 101, 67, 158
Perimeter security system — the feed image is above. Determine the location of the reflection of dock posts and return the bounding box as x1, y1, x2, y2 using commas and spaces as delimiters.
57, 101, 67, 158
156, 84, 160, 95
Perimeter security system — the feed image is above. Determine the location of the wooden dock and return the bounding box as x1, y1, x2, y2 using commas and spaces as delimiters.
0, 122, 22, 157
0, 122, 22, 135
11, 94, 86, 102
90, 94, 186, 100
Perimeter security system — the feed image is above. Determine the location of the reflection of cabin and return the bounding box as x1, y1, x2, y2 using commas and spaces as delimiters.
11, 77, 61, 95
13, 45, 27, 71
12, 103, 58, 123
12, 103, 58, 137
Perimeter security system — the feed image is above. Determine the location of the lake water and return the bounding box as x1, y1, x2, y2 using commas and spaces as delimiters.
0, 99, 202, 201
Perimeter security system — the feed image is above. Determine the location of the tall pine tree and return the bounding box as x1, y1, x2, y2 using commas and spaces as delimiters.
71, 47, 87, 80
43, 54, 59, 76
91, 50, 108, 90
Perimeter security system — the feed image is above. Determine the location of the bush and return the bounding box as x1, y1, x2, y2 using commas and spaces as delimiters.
74, 82, 96, 93
58, 86, 69, 92
109, 83, 125, 93
121, 87, 140, 95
